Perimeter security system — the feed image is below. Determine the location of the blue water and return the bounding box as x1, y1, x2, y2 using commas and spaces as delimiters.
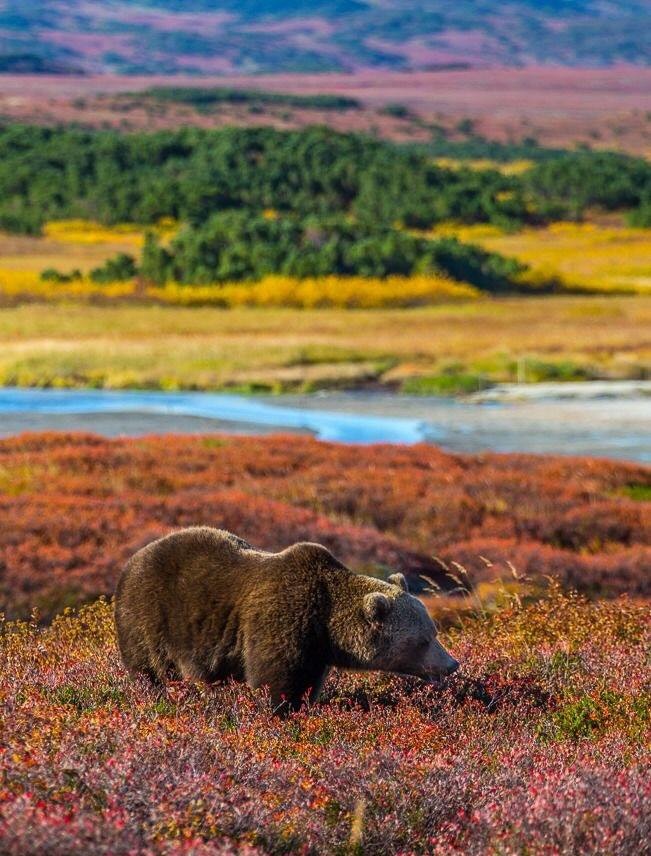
0, 387, 429, 444
0, 386, 648, 461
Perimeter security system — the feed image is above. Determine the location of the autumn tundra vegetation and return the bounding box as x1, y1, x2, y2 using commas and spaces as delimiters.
0, 76, 650, 852
1, 433, 649, 853
1, 433, 649, 622
0, 585, 648, 854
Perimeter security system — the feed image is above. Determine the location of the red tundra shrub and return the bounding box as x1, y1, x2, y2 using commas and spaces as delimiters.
0, 431, 649, 853
438, 539, 651, 596
0, 589, 648, 854
0, 433, 649, 618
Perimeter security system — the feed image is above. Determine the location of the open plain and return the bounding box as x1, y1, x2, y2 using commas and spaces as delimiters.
0, 297, 649, 392
1, 67, 650, 153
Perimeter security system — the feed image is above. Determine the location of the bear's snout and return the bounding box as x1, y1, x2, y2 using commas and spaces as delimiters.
445, 657, 460, 676
422, 637, 460, 679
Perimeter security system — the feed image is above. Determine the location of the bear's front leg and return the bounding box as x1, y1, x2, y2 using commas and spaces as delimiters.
245, 655, 329, 715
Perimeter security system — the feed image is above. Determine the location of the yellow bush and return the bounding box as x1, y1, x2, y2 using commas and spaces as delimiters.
44, 220, 144, 247
547, 221, 598, 235
0, 270, 137, 300
427, 223, 505, 241
0, 270, 478, 308
148, 274, 479, 308
43, 218, 178, 246
434, 158, 534, 175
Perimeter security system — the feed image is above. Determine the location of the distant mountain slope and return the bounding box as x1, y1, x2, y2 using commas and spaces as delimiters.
0, 1, 649, 74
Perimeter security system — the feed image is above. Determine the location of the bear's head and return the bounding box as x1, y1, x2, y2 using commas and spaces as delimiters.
356, 573, 459, 680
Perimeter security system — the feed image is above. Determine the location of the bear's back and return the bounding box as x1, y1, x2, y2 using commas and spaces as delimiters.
119, 528, 347, 603
118, 529, 251, 624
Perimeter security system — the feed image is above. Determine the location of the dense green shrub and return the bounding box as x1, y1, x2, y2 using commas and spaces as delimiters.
2, 123, 648, 251
0, 124, 530, 235
142, 87, 362, 111
378, 103, 413, 119
428, 236, 526, 292
406, 137, 565, 162
141, 211, 528, 290
627, 194, 651, 227
90, 254, 138, 284
40, 267, 82, 284
525, 151, 651, 220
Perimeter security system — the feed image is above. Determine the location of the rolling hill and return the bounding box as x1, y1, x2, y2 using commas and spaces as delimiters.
0, 1, 649, 75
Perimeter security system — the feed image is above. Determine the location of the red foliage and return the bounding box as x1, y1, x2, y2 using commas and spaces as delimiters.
1, 591, 649, 854
0, 432, 648, 618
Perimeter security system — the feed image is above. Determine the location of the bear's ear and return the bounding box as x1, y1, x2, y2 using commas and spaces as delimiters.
363, 592, 391, 624
388, 573, 408, 592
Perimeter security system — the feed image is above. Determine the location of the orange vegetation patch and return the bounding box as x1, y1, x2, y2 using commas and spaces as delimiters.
0, 433, 648, 620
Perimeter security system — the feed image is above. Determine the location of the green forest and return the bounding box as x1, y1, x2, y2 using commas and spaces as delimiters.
1, 123, 650, 287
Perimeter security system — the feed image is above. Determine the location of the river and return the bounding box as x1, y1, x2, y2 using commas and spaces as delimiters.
0, 384, 649, 462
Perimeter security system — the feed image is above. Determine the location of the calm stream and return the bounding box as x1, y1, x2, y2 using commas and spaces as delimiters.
0, 384, 649, 462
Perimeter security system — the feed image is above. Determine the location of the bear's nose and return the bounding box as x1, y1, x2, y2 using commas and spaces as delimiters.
446, 658, 460, 675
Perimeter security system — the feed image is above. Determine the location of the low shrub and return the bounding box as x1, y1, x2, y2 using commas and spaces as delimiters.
0, 434, 648, 619
90, 254, 138, 284
0, 589, 648, 854
401, 371, 492, 396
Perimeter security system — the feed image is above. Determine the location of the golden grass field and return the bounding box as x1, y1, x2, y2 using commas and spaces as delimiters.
0, 218, 649, 391
432, 221, 651, 295
0, 296, 648, 392
0, 219, 172, 275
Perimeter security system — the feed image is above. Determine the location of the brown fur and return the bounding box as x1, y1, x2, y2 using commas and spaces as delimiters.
114, 527, 458, 713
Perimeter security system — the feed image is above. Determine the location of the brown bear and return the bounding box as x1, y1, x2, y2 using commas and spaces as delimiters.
114, 527, 459, 713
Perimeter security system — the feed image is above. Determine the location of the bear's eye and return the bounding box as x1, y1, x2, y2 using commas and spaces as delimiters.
418, 639, 430, 649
